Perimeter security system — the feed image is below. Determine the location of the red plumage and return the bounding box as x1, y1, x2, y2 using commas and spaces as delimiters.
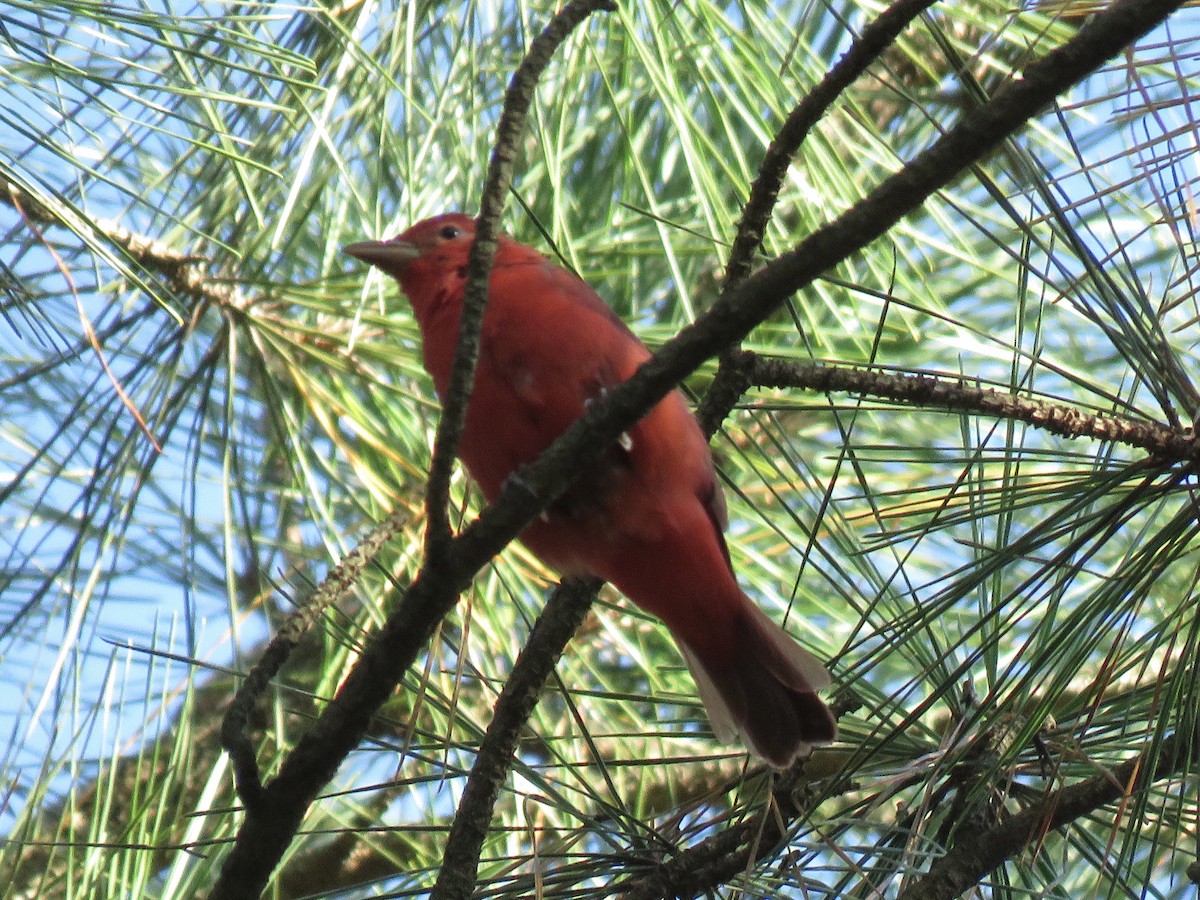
346, 213, 836, 767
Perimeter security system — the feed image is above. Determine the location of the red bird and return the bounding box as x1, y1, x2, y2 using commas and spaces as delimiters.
345, 213, 836, 767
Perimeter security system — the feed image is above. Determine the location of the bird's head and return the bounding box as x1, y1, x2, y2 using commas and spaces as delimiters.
346, 213, 549, 325
344, 212, 477, 286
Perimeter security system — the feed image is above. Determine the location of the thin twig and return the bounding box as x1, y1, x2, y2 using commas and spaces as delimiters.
208, 3, 617, 897
430, 578, 601, 900
724, 0, 938, 290
700, 0, 939, 435
617, 760, 826, 899
14, 196, 165, 452
220, 508, 410, 809
410, 4, 621, 894
422, 0, 619, 552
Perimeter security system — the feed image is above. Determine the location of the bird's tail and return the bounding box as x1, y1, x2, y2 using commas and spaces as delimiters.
678, 599, 836, 768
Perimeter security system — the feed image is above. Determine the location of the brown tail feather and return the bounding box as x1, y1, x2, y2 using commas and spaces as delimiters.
680, 601, 836, 768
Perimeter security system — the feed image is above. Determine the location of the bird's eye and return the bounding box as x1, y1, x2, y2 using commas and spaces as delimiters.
438, 224, 462, 240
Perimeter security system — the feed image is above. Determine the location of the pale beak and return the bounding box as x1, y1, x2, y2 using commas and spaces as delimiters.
343, 239, 419, 273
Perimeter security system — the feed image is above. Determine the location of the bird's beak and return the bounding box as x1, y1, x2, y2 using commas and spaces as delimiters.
343, 239, 419, 273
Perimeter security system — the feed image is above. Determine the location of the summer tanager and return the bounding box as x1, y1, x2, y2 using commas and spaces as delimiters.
345, 213, 836, 767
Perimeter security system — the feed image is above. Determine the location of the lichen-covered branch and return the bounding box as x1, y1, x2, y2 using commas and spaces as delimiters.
745, 354, 1196, 461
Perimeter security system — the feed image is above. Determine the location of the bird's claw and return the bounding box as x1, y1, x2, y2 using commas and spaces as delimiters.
502, 468, 551, 521
584, 389, 634, 453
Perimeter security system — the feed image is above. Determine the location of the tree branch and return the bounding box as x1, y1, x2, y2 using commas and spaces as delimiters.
3, 178, 245, 312
700, 0, 938, 434
453, 0, 1187, 596
616, 760, 829, 899
723, 0, 938, 290
422, 5, 1180, 897
898, 723, 1200, 900
220, 508, 411, 808
422, 0, 618, 551
430, 578, 601, 900
421, 1, 966, 861
743, 353, 1196, 461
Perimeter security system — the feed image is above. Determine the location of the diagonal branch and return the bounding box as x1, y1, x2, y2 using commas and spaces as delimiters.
210, 0, 1186, 895
455, 0, 1188, 585
723, 0, 938, 290
617, 760, 827, 899
220, 508, 411, 808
